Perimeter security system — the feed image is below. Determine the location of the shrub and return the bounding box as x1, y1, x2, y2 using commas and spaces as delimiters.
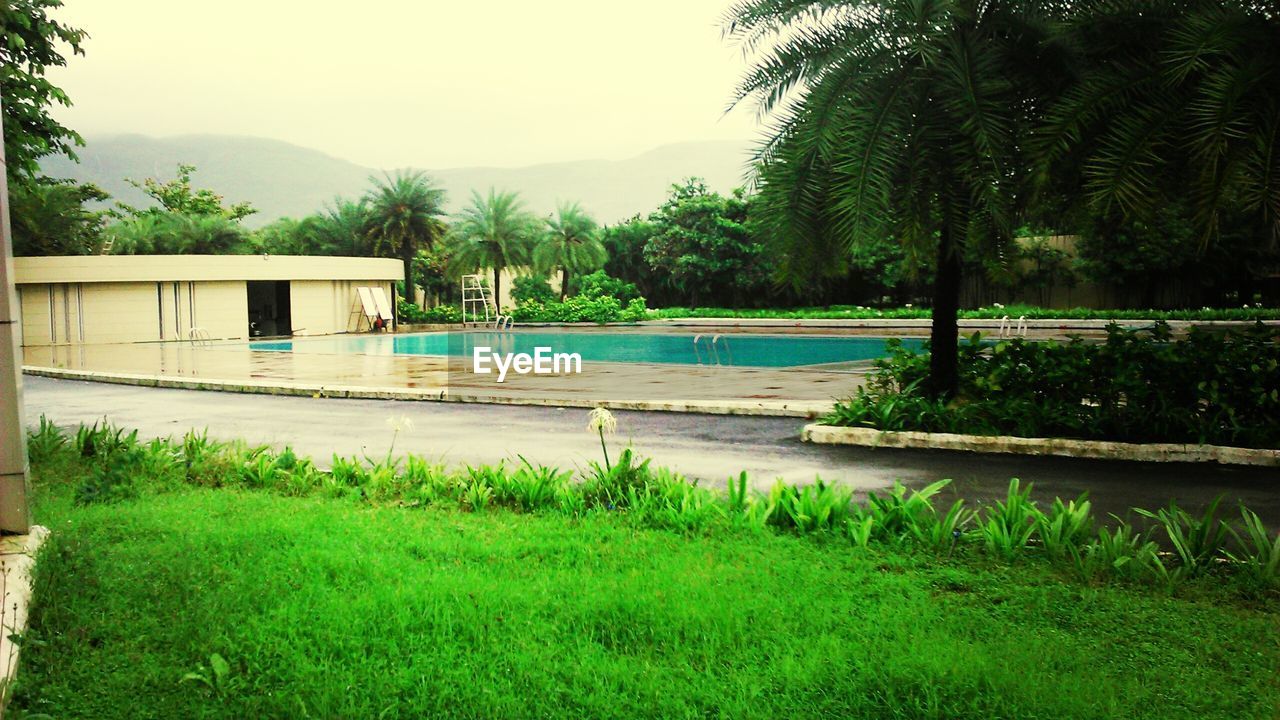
511, 276, 558, 304
509, 295, 648, 324
574, 270, 642, 304
397, 299, 462, 324
826, 322, 1280, 448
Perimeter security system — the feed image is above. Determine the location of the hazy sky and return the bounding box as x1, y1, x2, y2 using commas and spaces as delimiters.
49, 1, 761, 169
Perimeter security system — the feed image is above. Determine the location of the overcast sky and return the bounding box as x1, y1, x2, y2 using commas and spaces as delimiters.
49, 1, 760, 169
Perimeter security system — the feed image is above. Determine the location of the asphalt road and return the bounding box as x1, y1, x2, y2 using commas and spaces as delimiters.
20, 376, 1280, 525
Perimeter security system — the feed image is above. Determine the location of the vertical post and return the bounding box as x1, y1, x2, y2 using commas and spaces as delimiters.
0, 95, 33, 534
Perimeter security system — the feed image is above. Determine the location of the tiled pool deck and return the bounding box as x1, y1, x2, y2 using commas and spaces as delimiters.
21, 328, 877, 417
21, 319, 1230, 417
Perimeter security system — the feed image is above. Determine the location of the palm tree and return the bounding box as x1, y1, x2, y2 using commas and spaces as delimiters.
365, 171, 448, 302
1038, 0, 1280, 247
302, 198, 371, 256
448, 188, 539, 306
725, 0, 1068, 398
534, 202, 607, 300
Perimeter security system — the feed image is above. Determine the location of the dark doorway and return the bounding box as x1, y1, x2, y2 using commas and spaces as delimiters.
246, 281, 292, 337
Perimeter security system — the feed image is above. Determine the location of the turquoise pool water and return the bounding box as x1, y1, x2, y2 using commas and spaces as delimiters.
251, 332, 922, 368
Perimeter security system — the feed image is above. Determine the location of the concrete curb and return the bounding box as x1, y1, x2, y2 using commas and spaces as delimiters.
22, 366, 827, 419
1, 526, 50, 708
644, 317, 1280, 331
801, 424, 1280, 467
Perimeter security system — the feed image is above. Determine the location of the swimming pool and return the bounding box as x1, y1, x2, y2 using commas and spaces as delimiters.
251, 332, 922, 368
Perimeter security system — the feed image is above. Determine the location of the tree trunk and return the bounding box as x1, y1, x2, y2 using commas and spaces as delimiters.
401, 239, 416, 308
493, 262, 503, 313
927, 220, 962, 400
560, 267, 570, 301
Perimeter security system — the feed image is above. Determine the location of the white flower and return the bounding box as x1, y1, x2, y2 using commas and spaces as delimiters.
992, 302, 1004, 309
385, 415, 414, 434
587, 407, 617, 435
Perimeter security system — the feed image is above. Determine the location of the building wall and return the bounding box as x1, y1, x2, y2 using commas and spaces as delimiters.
290, 280, 397, 335
14, 255, 403, 346
17, 278, 398, 346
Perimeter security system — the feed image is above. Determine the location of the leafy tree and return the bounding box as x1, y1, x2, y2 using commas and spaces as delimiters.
0, 0, 87, 181
643, 179, 767, 307
107, 213, 248, 255
575, 270, 643, 304
1039, 0, 1280, 247
511, 275, 558, 304
534, 201, 606, 300
365, 171, 448, 302
412, 246, 456, 303
115, 164, 257, 221
247, 217, 306, 255
601, 216, 662, 300
726, 0, 1067, 397
447, 188, 539, 306
310, 198, 372, 256
10, 179, 109, 255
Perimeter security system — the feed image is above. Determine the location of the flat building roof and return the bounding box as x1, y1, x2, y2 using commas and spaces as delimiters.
14, 255, 404, 285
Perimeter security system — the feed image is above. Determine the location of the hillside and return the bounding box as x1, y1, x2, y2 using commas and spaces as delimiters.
39, 135, 755, 227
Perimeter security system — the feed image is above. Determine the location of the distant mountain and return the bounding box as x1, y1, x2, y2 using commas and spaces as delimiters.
39, 134, 755, 228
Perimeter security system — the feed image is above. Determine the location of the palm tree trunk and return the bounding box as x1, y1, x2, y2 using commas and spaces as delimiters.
927, 219, 962, 400
493, 262, 503, 313
401, 239, 416, 308
560, 267, 569, 301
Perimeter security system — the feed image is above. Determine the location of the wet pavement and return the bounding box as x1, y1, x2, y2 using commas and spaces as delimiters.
20, 375, 1279, 527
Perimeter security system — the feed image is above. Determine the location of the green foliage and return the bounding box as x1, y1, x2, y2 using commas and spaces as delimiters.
1038, 0, 1280, 245
647, 305, 1280, 321
581, 448, 651, 510
1226, 508, 1280, 588
25, 420, 1280, 601
766, 479, 852, 534
573, 270, 642, 304
115, 164, 256, 221
1136, 498, 1231, 579
1038, 495, 1096, 562
534, 201, 606, 300
447, 188, 540, 305
642, 180, 767, 307
106, 212, 249, 255
826, 323, 1280, 448
979, 479, 1042, 560
509, 295, 647, 324
19, 483, 1280, 718
511, 275, 557, 305
0, 0, 87, 179
10, 179, 110, 256
364, 171, 448, 297
396, 299, 462, 324
727, 0, 1067, 395
600, 216, 660, 300
25, 415, 67, 464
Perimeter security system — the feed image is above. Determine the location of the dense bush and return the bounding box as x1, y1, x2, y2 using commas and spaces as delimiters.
511, 275, 558, 304
396, 299, 462, 324
510, 295, 647, 324
573, 270, 642, 304
649, 304, 1280, 322
826, 322, 1280, 448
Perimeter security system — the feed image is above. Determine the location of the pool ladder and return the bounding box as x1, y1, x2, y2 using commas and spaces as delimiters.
693, 335, 733, 366
998, 315, 1028, 339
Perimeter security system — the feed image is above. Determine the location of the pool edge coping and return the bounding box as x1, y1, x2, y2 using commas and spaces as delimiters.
21, 366, 829, 419
801, 424, 1280, 467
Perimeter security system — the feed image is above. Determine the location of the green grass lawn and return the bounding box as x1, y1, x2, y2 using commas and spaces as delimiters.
12, 454, 1280, 719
